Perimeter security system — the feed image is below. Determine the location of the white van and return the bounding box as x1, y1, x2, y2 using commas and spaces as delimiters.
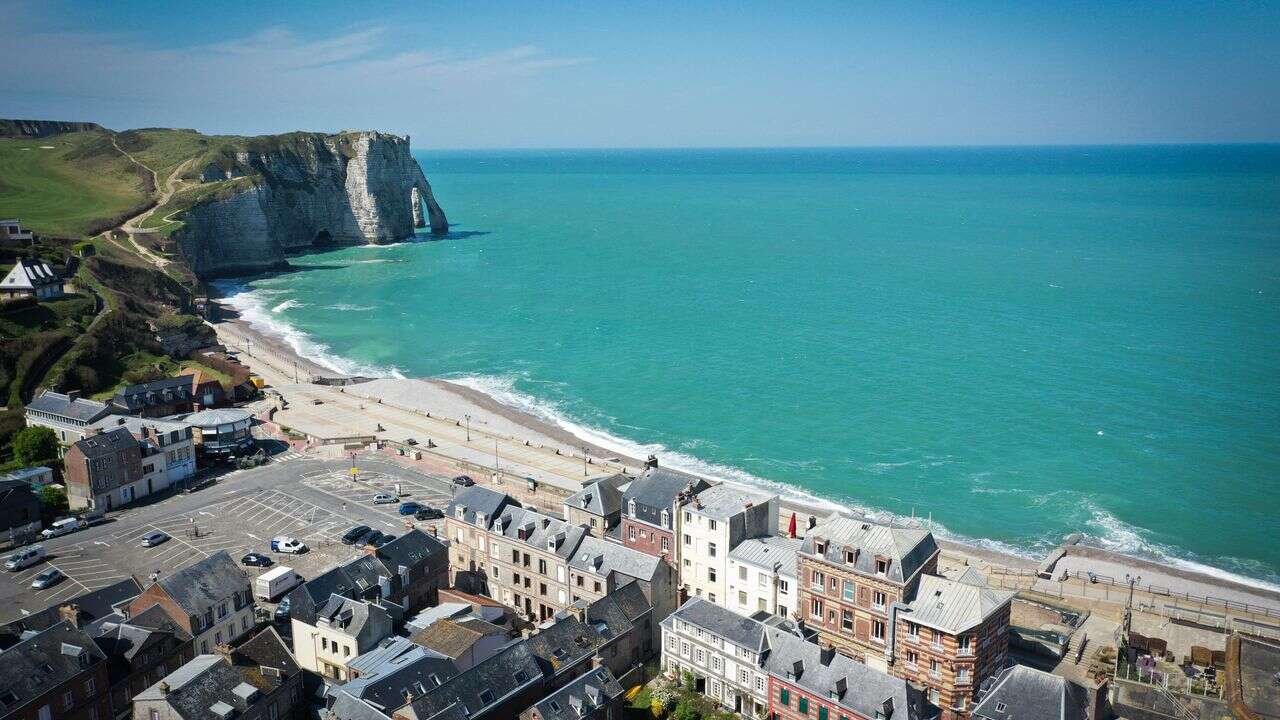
255, 566, 304, 601
4, 545, 46, 571
42, 517, 87, 539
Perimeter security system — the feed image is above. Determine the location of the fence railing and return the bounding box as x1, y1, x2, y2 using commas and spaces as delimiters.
1115, 657, 1223, 700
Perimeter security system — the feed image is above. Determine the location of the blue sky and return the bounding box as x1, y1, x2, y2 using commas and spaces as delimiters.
6, 0, 1279, 148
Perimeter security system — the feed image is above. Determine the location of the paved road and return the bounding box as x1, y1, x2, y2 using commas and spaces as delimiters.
0, 455, 456, 623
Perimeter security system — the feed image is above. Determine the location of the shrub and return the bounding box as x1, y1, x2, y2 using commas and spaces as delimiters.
13, 426, 59, 466
39, 484, 69, 521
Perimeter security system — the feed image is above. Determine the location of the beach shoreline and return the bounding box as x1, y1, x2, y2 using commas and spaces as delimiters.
207, 289, 1280, 607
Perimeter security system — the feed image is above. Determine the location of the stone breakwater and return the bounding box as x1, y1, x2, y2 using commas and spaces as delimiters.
177, 131, 448, 277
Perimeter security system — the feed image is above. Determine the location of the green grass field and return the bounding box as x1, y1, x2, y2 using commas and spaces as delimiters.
0, 132, 153, 238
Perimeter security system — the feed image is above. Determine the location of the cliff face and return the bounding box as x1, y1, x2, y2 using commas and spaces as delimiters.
176, 131, 448, 278
0, 119, 106, 138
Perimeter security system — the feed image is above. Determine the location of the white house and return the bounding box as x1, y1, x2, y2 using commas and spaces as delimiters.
727, 535, 801, 619
1, 257, 63, 300
680, 484, 778, 606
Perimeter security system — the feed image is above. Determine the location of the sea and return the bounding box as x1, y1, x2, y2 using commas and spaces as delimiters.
215, 145, 1280, 588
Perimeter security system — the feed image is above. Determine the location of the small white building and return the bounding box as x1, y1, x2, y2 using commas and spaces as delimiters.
727, 535, 801, 620
0, 220, 34, 244
1, 257, 64, 300
292, 595, 394, 681
680, 484, 778, 606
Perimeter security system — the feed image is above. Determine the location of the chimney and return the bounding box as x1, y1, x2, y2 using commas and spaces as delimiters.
820, 644, 836, 667
159, 682, 170, 695
590, 654, 605, 669
84, 427, 102, 437
215, 643, 235, 662
67, 390, 81, 401
59, 603, 82, 628
364, 543, 380, 557
645, 455, 658, 470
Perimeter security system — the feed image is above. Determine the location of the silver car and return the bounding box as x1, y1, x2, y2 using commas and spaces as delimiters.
142, 531, 169, 547
372, 493, 397, 504
31, 568, 64, 589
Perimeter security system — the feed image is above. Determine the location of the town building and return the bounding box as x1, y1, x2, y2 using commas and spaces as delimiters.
62, 427, 143, 511
293, 595, 394, 681
394, 641, 546, 720
661, 597, 777, 716
0, 466, 55, 488
0, 580, 143, 645
562, 476, 624, 537
181, 408, 254, 460
679, 483, 777, 605
25, 390, 112, 445
128, 551, 256, 655
522, 614, 610, 687
411, 618, 508, 671
727, 535, 801, 619
619, 467, 710, 565
567, 535, 679, 636
766, 625, 933, 720
92, 605, 196, 720
575, 580, 658, 684
0, 621, 111, 720
89, 416, 197, 487
796, 515, 940, 671
971, 664, 1091, 720
443, 485, 520, 592
1, 257, 64, 300
132, 628, 302, 720
110, 377, 193, 418
891, 571, 1013, 717
326, 637, 460, 720
176, 368, 227, 409
0, 478, 43, 547
519, 666, 625, 720
0, 219, 35, 244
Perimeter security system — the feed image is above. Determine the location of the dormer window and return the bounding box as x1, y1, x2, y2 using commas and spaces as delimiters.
875, 557, 890, 575
455, 506, 466, 520
660, 510, 669, 529
628, 499, 637, 518
844, 548, 857, 564
814, 540, 826, 555
476, 512, 486, 526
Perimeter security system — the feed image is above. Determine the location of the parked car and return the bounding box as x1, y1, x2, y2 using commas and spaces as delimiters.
415, 506, 444, 520
41, 517, 87, 539
274, 596, 292, 622
372, 493, 397, 504
270, 536, 307, 554
241, 552, 273, 567
452, 475, 475, 487
398, 502, 424, 515
5, 545, 45, 571
362, 530, 387, 546
374, 533, 395, 546
141, 531, 169, 547
80, 511, 108, 526
31, 568, 64, 589
341, 525, 372, 545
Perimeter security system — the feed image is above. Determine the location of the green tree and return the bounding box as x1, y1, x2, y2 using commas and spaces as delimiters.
671, 700, 701, 720
681, 671, 697, 694
13, 426, 59, 466
39, 484, 69, 517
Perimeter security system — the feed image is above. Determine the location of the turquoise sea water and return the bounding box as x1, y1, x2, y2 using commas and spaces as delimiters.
219, 146, 1280, 585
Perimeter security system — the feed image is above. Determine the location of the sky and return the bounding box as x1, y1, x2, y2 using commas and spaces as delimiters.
6, 0, 1280, 148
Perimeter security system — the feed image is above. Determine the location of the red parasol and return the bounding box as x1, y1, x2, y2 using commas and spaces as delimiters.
788, 512, 797, 538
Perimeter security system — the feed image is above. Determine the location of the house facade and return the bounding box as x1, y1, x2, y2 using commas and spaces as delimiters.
25, 390, 112, 445
92, 605, 196, 720
0, 219, 35, 244
110, 377, 193, 418
484, 504, 588, 622
727, 535, 801, 620
1, 257, 64, 300
562, 476, 624, 537
567, 535, 679, 640
443, 485, 520, 592
619, 467, 710, 566
680, 483, 777, 606
292, 596, 394, 681
0, 621, 111, 720
127, 551, 256, 655
62, 428, 143, 511
795, 516, 940, 671
660, 598, 774, 717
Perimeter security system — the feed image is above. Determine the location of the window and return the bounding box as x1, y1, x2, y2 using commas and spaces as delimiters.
779, 605, 788, 618
712, 655, 722, 672
810, 598, 823, 618
479, 689, 495, 706
684, 534, 692, 546
150, 711, 159, 720
810, 569, 824, 589
872, 620, 885, 641
819, 708, 829, 720
667, 635, 677, 650
739, 591, 748, 606
344, 645, 351, 657
628, 499, 636, 517
538, 559, 547, 574
907, 622, 920, 640
995, 702, 1007, 712
590, 518, 597, 528
906, 650, 918, 667
685, 511, 692, 523
218, 602, 228, 618
756, 675, 766, 692
709, 593, 716, 602
739, 565, 748, 581
815, 541, 826, 555
708, 568, 716, 582
798, 697, 809, 713
708, 542, 717, 558
321, 638, 329, 651
957, 667, 971, 683
779, 689, 790, 706
779, 579, 789, 595
62, 691, 74, 710
695, 647, 704, 665
876, 558, 889, 574
490, 541, 499, 558
930, 659, 940, 678
708, 519, 717, 531
215, 631, 222, 645
661, 510, 670, 528
628, 526, 636, 541
842, 580, 854, 600
841, 609, 853, 631
269, 703, 279, 720
873, 590, 886, 609
681, 642, 691, 658
932, 629, 944, 648
739, 668, 749, 684
85, 678, 95, 694
662, 537, 670, 552
958, 635, 973, 655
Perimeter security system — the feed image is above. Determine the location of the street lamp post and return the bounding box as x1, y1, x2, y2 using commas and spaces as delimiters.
583, 446, 589, 476
465, 414, 471, 442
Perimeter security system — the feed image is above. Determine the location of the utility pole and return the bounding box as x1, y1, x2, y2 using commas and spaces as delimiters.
465, 414, 471, 442
1123, 573, 1141, 637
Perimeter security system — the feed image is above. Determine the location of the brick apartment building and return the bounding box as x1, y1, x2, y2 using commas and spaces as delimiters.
795, 516, 940, 672
619, 467, 710, 566
63, 427, 142, 511
127, 551, 255, 655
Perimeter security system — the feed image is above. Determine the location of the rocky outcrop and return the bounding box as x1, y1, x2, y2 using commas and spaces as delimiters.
175, 131, 448, 278
0, 119, 106, 138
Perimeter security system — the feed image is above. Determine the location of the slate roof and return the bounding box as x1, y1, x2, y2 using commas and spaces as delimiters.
0, 577, 142, 648
729, 535, 802, 578
289, 539, 435, 628
89, 414, 193, 438
94, 604, 191, 665
26, 390, 111, 424
527, 666, 625, 720
136, 628, 298, 720
378, 530, 449, 575
800, 514, 939, 584
318, 595, 393, 643
564, 480, 622, 517
663, 597, 768, 653
903, 574, 1013, 635
3, 258, 61, 289
113, 376, 192, 411
333, 637, 459, 713
70, 427, 138, 459
400, 641, 543, 720
330, 691, 397, 720
492, 506, 587, 560
972, 664, 1089, 720
154, 551, 250, 616
763, 627, 928, 720
523, 616, 607, 677
620, 468, 710, 528
445, 486, 518, 530
585, 580, 652, 642
0, 621, 107, 716
686, 482, 776, 521
568, 535, 662, 583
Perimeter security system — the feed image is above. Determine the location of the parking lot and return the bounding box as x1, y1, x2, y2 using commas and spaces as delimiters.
1, 456, 457, 622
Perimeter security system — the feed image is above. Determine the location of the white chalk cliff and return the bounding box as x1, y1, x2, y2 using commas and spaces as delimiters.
177, 131, 447, 277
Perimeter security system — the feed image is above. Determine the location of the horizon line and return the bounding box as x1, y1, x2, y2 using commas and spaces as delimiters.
410, 141, 1280, 152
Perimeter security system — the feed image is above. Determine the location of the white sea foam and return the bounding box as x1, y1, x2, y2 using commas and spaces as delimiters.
325, 304, 376, 312
351, 258, 403, 265
213, 280, 405, 379
271, 299, 303, 313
